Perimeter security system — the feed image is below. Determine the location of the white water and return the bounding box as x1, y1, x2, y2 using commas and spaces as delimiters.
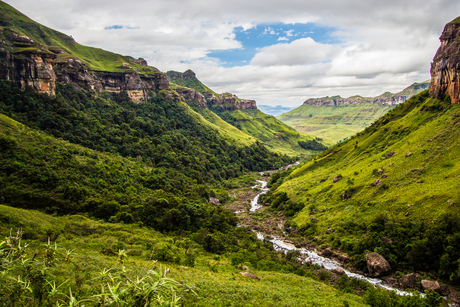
249, 172, 422, 298
250, 180, 269, 212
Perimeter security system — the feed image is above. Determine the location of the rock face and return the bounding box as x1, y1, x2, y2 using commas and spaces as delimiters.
174, 87, 206, 108
166, 70, 257, 110
0, 29, 170, 103
0, 49, 57, 95
365, 252, 391, 277
430, 17, 460, 104
303, 82, 430, 107
240, 272, 260, 280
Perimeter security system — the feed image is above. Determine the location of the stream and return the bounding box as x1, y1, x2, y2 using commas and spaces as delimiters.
248, 178, 420, 297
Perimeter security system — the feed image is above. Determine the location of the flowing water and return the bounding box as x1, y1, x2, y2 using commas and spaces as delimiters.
249, 177, 421, 297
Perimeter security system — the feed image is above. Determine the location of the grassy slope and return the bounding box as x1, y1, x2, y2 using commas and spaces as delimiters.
231, 109, 320, 157
277, 90, 460, 236
0, 1, 160, 75
167, 70, 217, 96
194, 108, 257, 146
278, 81, 431, 144
278, 103, 393, 143
0, 204, 367, 306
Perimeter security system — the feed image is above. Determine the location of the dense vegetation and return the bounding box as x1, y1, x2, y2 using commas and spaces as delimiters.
269, 90, 460, 284
0, 82, 292, 184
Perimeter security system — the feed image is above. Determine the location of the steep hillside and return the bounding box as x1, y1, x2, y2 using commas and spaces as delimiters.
269, 89, 460, 280
264, 17, 460, 283
168, 69, 325, 156
278, 81, 430, 143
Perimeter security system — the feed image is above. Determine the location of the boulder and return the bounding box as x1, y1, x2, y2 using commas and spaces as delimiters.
322, 248, 332, 257
370, 179, 382, 187
338, 254, 351, 263
366, 252, 391, 277
378, 169, 384, 175
209, 197, 220, 206
399, 273, 416, 289
406, 152, 412, 157
333, 267, 345, 275
385, 151, 396, 159
421, 280, 440, 292
240, 272, 260, 280
333, 176, 342, 183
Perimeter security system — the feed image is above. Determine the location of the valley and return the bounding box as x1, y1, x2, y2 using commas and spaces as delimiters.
0, 1, 459, 306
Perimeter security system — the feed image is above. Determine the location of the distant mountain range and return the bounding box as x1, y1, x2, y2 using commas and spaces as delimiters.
277, 81, 430, 143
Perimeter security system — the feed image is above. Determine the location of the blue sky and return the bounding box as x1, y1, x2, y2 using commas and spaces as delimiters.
208, 23, 339, 67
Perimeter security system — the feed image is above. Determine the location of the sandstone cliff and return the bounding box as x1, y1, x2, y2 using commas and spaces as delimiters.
303, 81, 429, 107
430, 17, 460, 104
0, 28, 170, 103
167, 70, 257, 110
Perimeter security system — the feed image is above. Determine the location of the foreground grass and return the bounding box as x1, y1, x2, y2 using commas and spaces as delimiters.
0, 204, 367, 306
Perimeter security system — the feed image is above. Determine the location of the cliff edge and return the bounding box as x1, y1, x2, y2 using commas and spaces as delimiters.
430, 16, 460, 104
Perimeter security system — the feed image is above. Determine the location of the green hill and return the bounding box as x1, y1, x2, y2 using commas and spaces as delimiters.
265, 90, 460, 282
217, 108, 325, 157
278, 81, 430, 143
278, 103, 391, 143
167, 70, 326, 157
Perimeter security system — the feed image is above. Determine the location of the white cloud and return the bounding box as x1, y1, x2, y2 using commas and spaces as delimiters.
251, 38, 340, 67
4, 0, 460, 106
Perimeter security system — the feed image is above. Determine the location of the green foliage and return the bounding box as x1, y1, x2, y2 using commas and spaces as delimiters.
298, 139, 329, 151
274, 90, 460, 282
0, 229, 192, 306
364, 286, 442, 307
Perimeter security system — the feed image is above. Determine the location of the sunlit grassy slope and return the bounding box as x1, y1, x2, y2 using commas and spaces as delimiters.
194, 108, 257, 146
278, 81, 431, 143
0, 204, 367, 306
277, 90, 460, 236
231, 109, 322, 157
278, 103, 393, 143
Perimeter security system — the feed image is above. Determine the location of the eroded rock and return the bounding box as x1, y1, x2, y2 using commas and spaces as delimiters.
421, 280, 440, 292
399, 273, 416, 289
366, 252, 391, 277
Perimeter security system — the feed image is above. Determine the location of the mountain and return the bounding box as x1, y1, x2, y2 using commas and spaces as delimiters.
258, 104, 296, 116
167, 70, 324, 156
264, 17, 460, 285
278, 81, 430, 143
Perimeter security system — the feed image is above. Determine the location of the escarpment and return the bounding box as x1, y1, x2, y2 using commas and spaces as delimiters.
430, 17, 460, 104
167, 70, 257, 110
303, 81, 430, 107
0, 28, 170, 103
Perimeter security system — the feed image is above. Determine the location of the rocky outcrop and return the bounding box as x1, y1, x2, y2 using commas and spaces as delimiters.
365, 252, 391, 277
430, 17, 460, 104
0, 49, 56, 95
174, 87, 206, 108
0, 29, 170, 103
167, 70, 257, 110
206, 92, 257, 110
304, 82, 429, 107
54, 58, 170, 103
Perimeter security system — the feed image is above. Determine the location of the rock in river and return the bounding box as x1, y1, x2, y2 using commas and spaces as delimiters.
366, 252, 391, 277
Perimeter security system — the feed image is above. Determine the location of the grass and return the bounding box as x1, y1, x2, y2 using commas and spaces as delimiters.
278, 103, 393, 143
278, 81, 431, 144
276, 91, 460, 241
229, 109, 322, 157
0, 204, 367, 306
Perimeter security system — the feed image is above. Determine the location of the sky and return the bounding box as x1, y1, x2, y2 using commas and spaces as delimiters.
5, 0, 460, 107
